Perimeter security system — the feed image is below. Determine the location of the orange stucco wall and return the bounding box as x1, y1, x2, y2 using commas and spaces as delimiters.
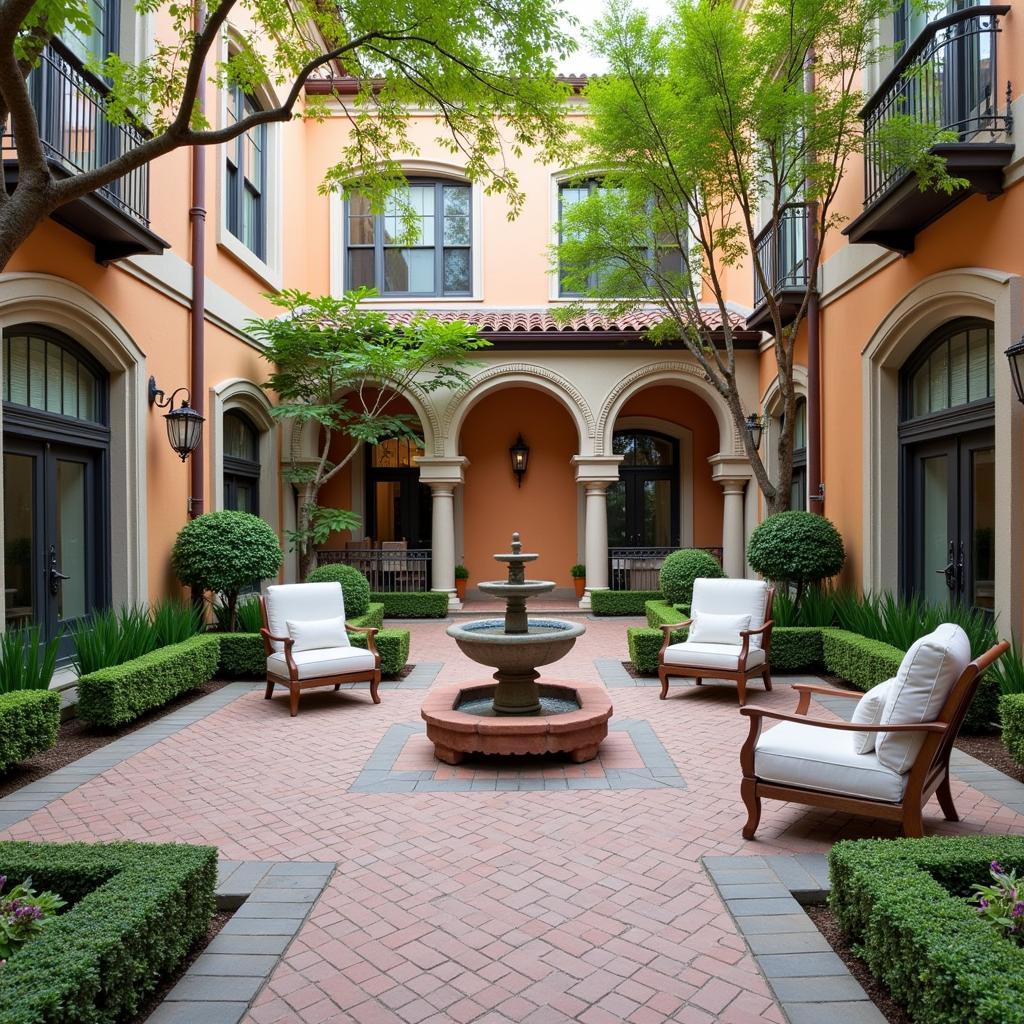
459, 388, 578, 588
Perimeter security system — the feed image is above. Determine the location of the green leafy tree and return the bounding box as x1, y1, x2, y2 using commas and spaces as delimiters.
555, 0, 966, 515
248, 288, 490, 577
0, 0, 576, 269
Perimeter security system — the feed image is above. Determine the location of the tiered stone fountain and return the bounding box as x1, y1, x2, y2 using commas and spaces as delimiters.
421, 533, 613, 764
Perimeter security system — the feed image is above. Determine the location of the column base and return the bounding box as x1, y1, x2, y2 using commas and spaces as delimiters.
578, 590, 594, 610
434, 588, 461, 611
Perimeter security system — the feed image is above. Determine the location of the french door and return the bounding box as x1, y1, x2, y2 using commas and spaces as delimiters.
903, 429, 995, 610
3, 438, 107, 658
607, 430, 680, 548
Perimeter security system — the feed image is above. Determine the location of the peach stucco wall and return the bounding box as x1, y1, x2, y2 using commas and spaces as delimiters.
459, 387, 578, 588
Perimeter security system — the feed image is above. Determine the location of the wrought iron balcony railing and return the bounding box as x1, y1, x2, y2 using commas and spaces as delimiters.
3, 39, 152, 230
318, 548, 433, 593
608, 547, 724, 592
752, 203, 810, 312
862, 4, 1012, 208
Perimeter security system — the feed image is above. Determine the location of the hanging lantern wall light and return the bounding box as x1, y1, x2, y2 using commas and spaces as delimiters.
509, 434, 530, 487
1006, 337, 1024, 405
744, 412, 765, 450
149, 376, 204, 461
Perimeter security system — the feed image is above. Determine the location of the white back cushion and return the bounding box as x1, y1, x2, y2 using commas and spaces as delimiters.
850, 678, 895, 755
265, 583, 347, 652
876, 624, 971, 774
688, 612, 751, 646
691, 578, 769, 649
287, 615, 348, 653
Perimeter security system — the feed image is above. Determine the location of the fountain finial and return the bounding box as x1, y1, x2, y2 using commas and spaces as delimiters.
511, 532, 521, 555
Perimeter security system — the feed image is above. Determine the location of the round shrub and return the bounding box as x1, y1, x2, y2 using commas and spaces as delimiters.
171, 511, 282, 630
747, 511, 845, 589
306, 563, 371, 617
659, 549, 726, 606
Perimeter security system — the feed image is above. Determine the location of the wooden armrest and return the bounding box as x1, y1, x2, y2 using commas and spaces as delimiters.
658, 620, 692, 632
739, 706, 948, 733
740, 619, 773, 637
346, 624, 379, 635
260, 628, 293, 647
791, 683, 862, 700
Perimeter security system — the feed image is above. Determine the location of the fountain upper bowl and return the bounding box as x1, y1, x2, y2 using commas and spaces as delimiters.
447, 617, 585, 671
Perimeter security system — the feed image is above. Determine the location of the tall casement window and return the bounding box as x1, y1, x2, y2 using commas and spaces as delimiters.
786, 399, 808, 511
2, 325, 110, 660
225, 84, 267, 260
607, 430, 680, 550
222, 410, 261, 515
899, 318, 995, 611
558, 179, 684, 297
365, 437, 432, 546
64, 0, 119, 64
346, 180, 472, 296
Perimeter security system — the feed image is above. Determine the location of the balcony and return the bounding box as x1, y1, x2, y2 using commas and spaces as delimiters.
746, 203, 810, 332
2, 40, 168, 263
844, 5, 1013, 255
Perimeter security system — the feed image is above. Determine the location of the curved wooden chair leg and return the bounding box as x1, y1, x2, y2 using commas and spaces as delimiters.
289, 685, 300, 717
762, 668, 772, 692
659, 669, 669, 700
737, 678, 747, 706
370, 672, 382, 705
902, 803, 925, 838
741, 780, 761, 840
334, 683, 341, 691
694, 676, 702, 686
264, 679, 274, 700
936, 773, 960, 822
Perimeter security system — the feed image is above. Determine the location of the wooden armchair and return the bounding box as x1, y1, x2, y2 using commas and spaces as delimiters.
739, 638, 1008, 838
259, 582, 381, 717
658, 578, 775, 706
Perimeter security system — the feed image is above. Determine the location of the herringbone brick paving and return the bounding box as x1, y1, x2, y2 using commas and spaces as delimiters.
4, 615, 1023, 1023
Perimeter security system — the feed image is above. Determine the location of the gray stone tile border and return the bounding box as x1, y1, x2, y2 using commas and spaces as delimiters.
350, 719, 687, 792
146, 859, 335, 1024
596, 658, 658, 688
703, 853, 888, 1024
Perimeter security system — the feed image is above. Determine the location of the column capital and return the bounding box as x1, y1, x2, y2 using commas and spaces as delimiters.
718, 478, 748, 496
416, 455, 469, 487
572, 454, 624, 485
708, 453, 754, 485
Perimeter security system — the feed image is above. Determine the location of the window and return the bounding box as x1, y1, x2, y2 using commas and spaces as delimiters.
905, 321, 994, 420
784, 399, 808, 511
223, 410, 260, 515
557, 179, 684, 297
64, 0, 118, 64
3, 330, 105, 423
346, 180, 471, 296
225, 84, 267, 260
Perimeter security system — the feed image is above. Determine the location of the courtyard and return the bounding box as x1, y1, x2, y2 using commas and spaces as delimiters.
3, 610, 1023, 1024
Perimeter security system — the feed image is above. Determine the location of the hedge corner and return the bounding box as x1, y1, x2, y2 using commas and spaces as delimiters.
0, 689, 60, 775
1000, 693, 1024, 765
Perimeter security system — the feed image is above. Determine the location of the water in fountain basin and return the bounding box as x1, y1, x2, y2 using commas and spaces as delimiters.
457, 694, 581, 717
459, 618, 577, 637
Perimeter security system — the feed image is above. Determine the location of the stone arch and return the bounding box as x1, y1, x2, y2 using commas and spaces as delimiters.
597, 360, 739, 457
443, 364, 595, 453
861, 267, 1023, 628
0, 272, 148, 615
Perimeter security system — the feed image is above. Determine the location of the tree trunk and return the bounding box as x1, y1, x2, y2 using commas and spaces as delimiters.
0, 184, 56, 272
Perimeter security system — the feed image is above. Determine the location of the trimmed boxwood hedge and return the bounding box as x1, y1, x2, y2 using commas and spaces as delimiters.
770, 627, 824, 671
77, 634, 220, 728
829, 836, 1024, 1024
351, 628, 410, 676
371, 591, 448, 618
0, 840, 216, 1024
590, 590, 663, 616
0, 690, 60, 774
999, 693, 1024, 765
645, 600, 687, 628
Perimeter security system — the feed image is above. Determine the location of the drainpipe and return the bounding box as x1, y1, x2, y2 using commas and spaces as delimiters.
188, 3, 206, 519
805, 52, 823, 515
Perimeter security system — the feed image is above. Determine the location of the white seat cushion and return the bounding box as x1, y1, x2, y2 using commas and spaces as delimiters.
264, 583, 348, 653
691, 578, 769, 649
755, 721, 907, 803
849, 678, 895, 755
267, 646, 376, 681
876, 624, 971, 774
663, 641, 766, 672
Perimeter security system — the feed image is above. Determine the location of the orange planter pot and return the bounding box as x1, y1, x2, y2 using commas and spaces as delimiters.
455, 578, 467, 601
573, 577, 586, 599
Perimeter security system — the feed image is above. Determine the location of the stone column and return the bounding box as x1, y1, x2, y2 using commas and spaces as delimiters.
572, 455, 624, 610
416, 456, 469, 610
720, 480, 748, 579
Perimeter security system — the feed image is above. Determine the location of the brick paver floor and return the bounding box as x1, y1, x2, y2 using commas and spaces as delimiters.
5, 614, 1023, 1023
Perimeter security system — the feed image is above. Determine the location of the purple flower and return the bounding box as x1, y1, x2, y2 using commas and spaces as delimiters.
992, 860, 1004, 874
1014, 902, 1024, 918
0, 875, 6, 892
979, 897, 991, 909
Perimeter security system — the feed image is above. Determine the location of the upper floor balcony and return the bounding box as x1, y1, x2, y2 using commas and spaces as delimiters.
2, 39, 168, 263
844, 4, 1014, 255
746, 202, 810, 332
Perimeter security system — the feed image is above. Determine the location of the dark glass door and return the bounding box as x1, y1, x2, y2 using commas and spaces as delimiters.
904, 429, 994, 610
608, 431, 679, 548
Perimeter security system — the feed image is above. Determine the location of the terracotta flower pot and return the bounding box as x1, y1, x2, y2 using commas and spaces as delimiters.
455, 578, 467, 601
573, 577, 586, 599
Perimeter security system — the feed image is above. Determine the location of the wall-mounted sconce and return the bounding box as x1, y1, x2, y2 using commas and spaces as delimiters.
149, 376, 204, 461
1006, 337, 1024, 405
509, 434, 530, 487
744, 412, 765, 450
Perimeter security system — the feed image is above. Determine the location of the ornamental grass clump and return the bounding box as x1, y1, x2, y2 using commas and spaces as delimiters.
972, 860, 1024, 945
0, 628, 58, 693
0, 874, 65, 964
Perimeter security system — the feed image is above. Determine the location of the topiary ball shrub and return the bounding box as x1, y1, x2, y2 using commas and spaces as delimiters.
659, 549, 726, 606
747, 511, 845, 594
171, 511, 282, 631
305, 563, 371, 618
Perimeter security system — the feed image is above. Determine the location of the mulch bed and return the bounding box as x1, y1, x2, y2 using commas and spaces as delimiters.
134, 909, 233, 1024
805, 904, 911, 1024
955, 732, 1024, 782
0, 679, 232, 801
623, 661, 653, 679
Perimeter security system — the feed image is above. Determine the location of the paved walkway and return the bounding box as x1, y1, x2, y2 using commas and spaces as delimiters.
4, 616, 1023, 1024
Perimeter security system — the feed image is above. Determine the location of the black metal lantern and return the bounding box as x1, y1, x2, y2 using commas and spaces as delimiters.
1007, 337, 1024, 405
149, 376, 204, 461
744, 412, 764, 450
509, 434, 530, 487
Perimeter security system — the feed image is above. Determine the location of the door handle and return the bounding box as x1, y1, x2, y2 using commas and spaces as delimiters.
48, 545, 69, 596
957, 540, 965, 593
935, 540, 956, 591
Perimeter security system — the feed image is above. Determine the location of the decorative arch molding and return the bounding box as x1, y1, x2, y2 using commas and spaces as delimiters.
596, 360, 740, 457
209, 378, 280, 544
443, 363, 595, 452
861, 267, 1023, 630
760, 366, 809, 487
0, 272, 148, 616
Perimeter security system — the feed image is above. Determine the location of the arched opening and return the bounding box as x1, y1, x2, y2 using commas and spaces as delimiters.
2, 323, 110, 657
898, 317, 995, 609
222, 410, 261, 514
